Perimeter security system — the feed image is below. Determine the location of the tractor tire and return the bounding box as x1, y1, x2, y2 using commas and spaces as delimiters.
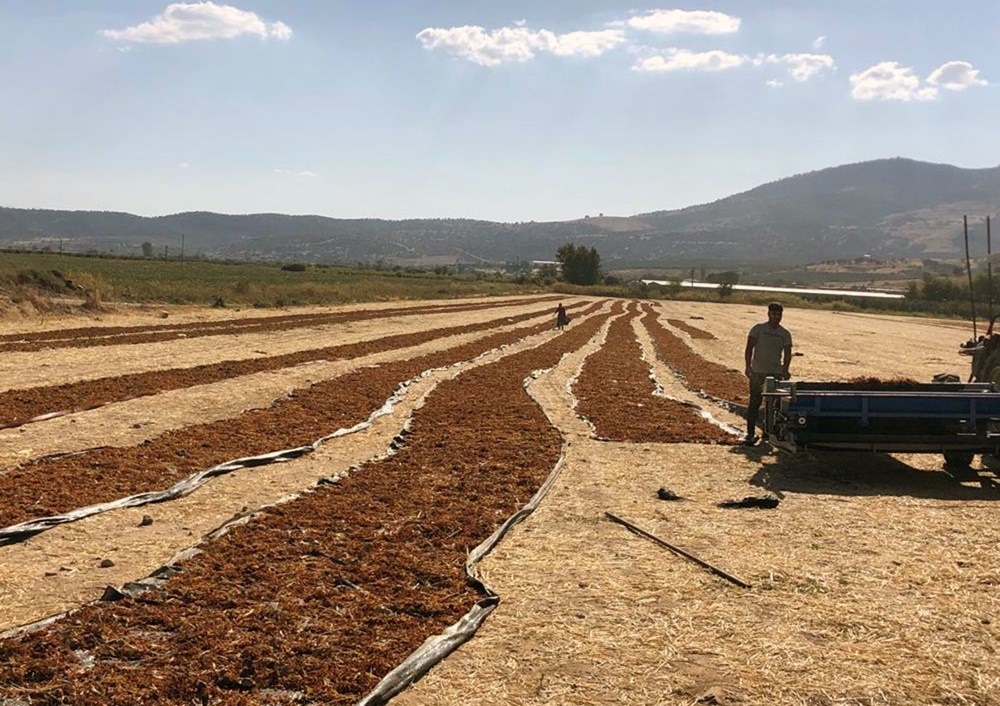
943, 450, 975, 469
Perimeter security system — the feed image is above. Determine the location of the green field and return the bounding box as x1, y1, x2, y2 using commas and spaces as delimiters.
0, 251, 538, 307
0, 249, 984, 323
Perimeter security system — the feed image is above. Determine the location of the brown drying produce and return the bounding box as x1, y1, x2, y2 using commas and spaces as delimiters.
0, 296, 561, 353
842, 376, 925, 390
0, 305, 601, 529
0, 300, 574, 428
574, 304, 733, 444
643, 306, 747, 404
666, 318, 716, 340
0, 305, 613, 705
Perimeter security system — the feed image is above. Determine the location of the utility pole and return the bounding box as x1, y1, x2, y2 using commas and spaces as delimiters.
988, 216, 994, 324
964, 215, 977, 340
180, 233, 185, 263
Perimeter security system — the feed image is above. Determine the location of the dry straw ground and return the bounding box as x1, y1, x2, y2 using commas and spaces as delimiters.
0, 296, 996, 705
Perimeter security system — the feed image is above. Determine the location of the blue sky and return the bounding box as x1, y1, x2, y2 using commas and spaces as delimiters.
2, 1, 998, 221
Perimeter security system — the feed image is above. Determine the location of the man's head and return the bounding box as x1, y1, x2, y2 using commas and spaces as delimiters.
767, 302, 783, 326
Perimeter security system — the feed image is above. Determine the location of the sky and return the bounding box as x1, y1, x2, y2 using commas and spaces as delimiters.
2, 1, 999, 222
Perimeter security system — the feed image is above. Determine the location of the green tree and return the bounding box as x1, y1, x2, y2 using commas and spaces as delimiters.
535, 263, 559, 285
555, 243, 602, 285
141, 241, 154, 258
919, 273, 962, 302
706, 270, 740, 285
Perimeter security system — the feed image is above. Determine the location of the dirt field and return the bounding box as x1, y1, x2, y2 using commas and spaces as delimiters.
0, 296, 996, 705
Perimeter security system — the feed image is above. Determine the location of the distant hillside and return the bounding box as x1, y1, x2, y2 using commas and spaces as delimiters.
635, 158, 1000, 263
2, 158, 998, 267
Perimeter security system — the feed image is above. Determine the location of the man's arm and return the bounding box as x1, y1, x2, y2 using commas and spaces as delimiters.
744, 335, 756, 378
780, 344, 792, 379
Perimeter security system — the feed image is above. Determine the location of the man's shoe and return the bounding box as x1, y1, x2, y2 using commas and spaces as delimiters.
742, 435, 758, 447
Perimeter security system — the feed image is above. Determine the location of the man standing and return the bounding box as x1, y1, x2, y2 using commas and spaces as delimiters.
743, 302, 793, 445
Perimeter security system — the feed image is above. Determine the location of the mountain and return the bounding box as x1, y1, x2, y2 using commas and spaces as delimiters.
2, 158, 998, 267
634, 158, 1000, 264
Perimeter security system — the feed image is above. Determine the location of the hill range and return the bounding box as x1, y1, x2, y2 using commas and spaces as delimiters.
2, 158, 999, 268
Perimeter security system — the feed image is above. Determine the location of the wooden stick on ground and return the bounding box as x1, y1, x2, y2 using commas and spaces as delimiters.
604, 511, 752, 589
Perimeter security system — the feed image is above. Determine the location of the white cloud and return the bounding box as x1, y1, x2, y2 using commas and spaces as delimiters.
547, 30, 627, 58
927, 60, 988, 91
632, 48, 833, 82
760, 53, 835, 81
850, 62, 937, 101
812, 35, 826, 49
101, 2, 292, 44
765, 79, 784, 88
274, 169, 317, 178
178, 162, 191, 169
633, 49, 747, 73
623, 9, 740, 35
269, 21, 292, 41
416, 25, 625, 66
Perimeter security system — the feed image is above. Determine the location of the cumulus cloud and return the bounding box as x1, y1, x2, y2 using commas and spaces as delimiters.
633, 49, 747, 73
269, 21, 292, 41
758, 53, 836, 81
812, 35, 826, 49
850, 62, 937, 101
927, 60, 988, 91
416, 25, 625, 66
622, 9, 740, 35
414, 10, 834, 86
632, 49, 834, 80
101, 2, 292, 44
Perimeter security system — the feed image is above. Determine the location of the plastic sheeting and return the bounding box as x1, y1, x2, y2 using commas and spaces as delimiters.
0, 367, 439, 547
358, 323, 743, 705
0, 337, 535, 638
640, 340, 744, 439
0, 331, 572, 701
355, 370, 572, 706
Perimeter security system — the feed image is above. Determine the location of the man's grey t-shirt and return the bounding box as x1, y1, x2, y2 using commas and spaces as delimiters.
748, 323, 792, 374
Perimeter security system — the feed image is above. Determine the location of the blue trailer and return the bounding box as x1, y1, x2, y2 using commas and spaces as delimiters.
762, 379, 1000, 467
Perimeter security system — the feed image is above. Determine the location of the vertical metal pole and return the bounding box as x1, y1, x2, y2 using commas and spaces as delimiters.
988, 216, 994, 331
965, 215, 978, 340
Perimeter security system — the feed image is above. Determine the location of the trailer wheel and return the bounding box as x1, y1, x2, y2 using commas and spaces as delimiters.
943, 450, 975, 469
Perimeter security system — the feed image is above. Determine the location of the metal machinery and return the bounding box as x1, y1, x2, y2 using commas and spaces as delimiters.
961, 314, 1000, 384
762, 378, 1000, 467
761, 216, 1000, 468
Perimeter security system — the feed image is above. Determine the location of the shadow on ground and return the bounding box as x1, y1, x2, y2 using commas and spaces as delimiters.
733, 444, 1000, 500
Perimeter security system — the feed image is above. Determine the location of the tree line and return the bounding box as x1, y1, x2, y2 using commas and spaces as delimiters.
555, 243, 602, 286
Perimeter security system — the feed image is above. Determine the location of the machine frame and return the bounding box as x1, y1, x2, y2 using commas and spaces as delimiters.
762, 378, 1000, 464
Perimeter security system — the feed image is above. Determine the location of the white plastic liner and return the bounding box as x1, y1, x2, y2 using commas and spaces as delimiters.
0, 368, 434, 547
355, 370, 572, 706
0, 318, 582, 699
0, 313, 569, 546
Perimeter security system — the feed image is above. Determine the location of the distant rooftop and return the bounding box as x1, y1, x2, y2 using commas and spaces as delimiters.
641, 279, 905, 300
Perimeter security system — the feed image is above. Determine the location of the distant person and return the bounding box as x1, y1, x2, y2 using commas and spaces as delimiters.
556, 303, 570, 330
743, 302, 793, 445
